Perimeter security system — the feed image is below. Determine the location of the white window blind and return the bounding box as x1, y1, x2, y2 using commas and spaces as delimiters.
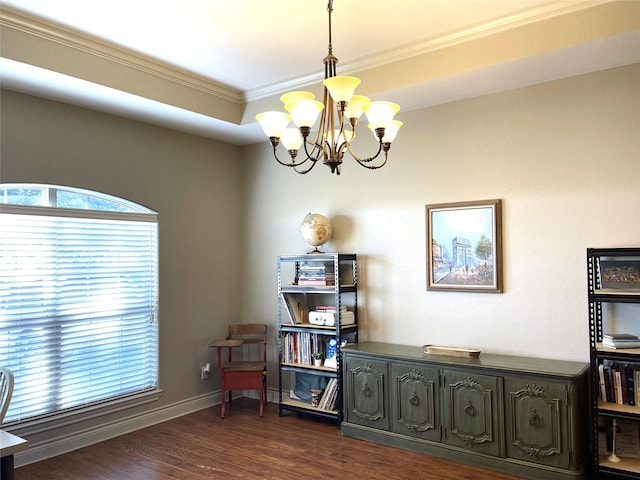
0, 196, 158, 425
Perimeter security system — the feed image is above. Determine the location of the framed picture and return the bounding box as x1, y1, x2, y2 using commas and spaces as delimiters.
426, 199, 503, 292
598, 259, 640, 291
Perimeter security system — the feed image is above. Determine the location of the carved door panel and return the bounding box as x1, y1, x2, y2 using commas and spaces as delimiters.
344, 356, 389, 430
391, 363, 441, 441
443, 370, 504, 457
504, 378, 571, 469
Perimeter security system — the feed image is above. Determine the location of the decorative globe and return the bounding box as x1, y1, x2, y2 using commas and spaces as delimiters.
300, 213, 332, 253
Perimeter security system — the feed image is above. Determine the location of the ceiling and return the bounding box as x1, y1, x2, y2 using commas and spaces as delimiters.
1, 0, 638, 145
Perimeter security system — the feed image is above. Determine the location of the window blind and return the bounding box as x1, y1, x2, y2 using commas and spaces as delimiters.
0, 207, 158, 424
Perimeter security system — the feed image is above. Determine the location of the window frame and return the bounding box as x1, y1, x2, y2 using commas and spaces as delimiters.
0, 184, 162, 435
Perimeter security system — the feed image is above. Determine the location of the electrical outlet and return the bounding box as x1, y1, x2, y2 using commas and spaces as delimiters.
200, 363, 210, 380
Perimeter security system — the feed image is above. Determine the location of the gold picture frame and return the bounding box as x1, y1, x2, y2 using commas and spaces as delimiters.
426, 199, 503, 292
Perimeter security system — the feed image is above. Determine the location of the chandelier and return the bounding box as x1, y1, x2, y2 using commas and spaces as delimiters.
255, 0, 402, 175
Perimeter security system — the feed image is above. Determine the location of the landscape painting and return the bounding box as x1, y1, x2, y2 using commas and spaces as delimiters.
426, 199, 502, 292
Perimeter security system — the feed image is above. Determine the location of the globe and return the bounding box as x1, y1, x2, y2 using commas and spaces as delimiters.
300, 213, 332, 253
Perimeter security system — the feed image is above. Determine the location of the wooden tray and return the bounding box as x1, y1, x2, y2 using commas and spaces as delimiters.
424, 344, 481, 358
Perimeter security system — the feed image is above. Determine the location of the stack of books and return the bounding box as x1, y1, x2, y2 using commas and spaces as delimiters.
318, 378, 338, 411
603, 333, 640, 349
297, 261, 335, 286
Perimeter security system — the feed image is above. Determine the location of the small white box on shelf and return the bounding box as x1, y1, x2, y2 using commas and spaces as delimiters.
308, 309, 354, 326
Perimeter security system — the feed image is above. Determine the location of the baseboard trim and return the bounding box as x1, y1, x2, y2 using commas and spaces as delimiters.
15, 391, 219, 467
15, 387, 279, 468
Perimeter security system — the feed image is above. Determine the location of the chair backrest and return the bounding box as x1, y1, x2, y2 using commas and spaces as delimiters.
227, 323, 267, 362
0, 366, 15, 425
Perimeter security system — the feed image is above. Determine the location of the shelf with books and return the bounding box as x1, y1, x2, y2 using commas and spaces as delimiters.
277, 253, 358, 424
588, 247, 640, 479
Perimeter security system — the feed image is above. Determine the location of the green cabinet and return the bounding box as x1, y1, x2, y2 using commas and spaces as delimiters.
391, 363, 440, 441
443, 370, 503, 457
504, 377, 578, 470
342, 342, 588, 480
344, 356, 389, 430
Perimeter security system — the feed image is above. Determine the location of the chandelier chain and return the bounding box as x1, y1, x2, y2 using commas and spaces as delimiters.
327, 0, 334, 56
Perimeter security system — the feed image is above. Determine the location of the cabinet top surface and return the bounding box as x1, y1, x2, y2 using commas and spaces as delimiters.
343, 342, 589, 377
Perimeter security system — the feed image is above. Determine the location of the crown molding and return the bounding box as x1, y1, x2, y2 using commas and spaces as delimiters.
0, 0, 618, 105
246, 0, 611, 101
346, 0, 610, 71
0, 6, 245, 104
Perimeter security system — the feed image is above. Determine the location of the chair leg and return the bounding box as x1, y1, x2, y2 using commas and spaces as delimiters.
263, 377, 267, 411
259, 387, 264, 417
220, 389, 226, 419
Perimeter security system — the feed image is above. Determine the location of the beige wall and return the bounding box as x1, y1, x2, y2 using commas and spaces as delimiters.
242, 64, 640, 363
0, 90, 245, 444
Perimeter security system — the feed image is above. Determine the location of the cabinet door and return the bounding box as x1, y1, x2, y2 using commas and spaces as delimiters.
391, 363, 440, 441
443, 370, 504, 456
344, 356, 389, 430
504, 378, 572, 469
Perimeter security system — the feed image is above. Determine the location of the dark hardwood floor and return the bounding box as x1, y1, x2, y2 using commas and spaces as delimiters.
16, 398, 525, 480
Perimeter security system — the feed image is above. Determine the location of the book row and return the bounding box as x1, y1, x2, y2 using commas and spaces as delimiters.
281, 331, 335, 367
599, 360, 640, 406
316, 377, 339, 412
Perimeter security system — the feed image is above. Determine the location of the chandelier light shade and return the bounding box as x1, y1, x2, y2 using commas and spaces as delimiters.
255, 0, 403, 175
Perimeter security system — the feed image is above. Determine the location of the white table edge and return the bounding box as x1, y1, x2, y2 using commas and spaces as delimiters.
0, 429, 29, 457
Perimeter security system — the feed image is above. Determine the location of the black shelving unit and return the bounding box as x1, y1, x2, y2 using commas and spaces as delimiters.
588, 247, 640, 479
277, 253, 358, 425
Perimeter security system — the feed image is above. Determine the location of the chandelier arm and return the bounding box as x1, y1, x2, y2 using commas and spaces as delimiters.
301, 104, 331, 162
301, 136, 327, 163
292, 157, 322, 175
354, 150, 390, 170
270, 143, 315, 169
344, 140, 384, 164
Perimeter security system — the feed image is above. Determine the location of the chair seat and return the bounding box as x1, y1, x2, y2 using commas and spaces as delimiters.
222, 361, 266, 372
210, 323, 268, 419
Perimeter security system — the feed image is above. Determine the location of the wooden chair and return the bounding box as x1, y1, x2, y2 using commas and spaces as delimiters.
209, 324, 267, 418
0, 366, 15, 425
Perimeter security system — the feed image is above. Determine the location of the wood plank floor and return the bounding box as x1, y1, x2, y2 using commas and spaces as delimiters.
16, 399, 526, 480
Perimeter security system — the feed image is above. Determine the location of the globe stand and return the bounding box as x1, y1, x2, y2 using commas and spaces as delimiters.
300, 213, 332, 256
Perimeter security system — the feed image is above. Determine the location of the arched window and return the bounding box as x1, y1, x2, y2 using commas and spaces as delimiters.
0, 184, 159, 425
